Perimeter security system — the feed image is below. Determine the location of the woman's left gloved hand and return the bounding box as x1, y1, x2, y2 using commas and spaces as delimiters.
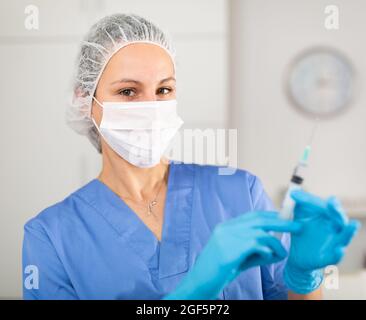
284, 190, 361, 294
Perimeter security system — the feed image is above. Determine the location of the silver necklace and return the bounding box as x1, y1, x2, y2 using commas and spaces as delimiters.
146, 176, 165, 216
106, 169, 168, 216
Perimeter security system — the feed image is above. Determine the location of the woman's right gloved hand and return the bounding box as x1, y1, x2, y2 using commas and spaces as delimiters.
164, 211, 301, 300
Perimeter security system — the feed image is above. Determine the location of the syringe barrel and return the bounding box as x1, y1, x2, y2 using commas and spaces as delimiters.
278, 182, 302, 220
292, 162, 307, 180
277, 145, 311, 225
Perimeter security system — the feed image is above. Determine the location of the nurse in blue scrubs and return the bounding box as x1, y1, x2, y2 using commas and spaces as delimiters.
22, 13, 359, 300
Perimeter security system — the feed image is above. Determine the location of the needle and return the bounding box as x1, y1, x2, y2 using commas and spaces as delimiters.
308, 117, 320, 146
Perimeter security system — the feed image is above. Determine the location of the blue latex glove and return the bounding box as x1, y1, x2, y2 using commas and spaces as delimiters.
164, 211, 301, 300
284, 190, 361, 294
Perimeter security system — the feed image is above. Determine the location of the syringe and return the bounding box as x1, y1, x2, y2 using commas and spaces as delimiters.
278, 145, 310, 220
279, 120, 318, 221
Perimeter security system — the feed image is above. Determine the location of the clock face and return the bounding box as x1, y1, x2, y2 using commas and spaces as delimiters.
287, 48, 354, 117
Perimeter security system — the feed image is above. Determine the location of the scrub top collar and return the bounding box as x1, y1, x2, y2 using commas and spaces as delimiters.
76, 161, 195, 279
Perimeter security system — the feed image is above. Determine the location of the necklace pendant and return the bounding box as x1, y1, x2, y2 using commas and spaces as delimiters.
148, 200, 158, 215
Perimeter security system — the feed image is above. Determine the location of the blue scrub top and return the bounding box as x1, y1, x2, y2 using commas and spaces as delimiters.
22, 162, 289, 300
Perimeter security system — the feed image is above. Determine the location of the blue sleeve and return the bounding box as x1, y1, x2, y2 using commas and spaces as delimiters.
250, 176, 290, 300
22, 218, 78, 300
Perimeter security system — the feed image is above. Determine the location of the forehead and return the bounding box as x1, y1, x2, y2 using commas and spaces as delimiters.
102, 43, 175, 80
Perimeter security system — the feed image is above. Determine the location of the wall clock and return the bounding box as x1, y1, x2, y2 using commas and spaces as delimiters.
286, 47, 354, 118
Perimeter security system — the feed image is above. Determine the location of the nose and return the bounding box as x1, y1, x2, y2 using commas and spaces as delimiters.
138, 87, 158, 102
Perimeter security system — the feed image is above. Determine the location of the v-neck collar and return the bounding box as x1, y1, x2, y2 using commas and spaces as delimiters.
77, 161, 195, 279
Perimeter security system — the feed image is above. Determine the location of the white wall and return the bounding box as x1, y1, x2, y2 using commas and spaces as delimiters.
229, 0, 366, 210
0, 0, 227, 298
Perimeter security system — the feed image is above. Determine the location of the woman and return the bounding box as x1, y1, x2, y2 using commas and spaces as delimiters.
22, 13, 359, 300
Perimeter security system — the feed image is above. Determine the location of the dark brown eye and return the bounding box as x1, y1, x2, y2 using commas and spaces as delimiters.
119, 88, 136, 97
157, 87, 172, 95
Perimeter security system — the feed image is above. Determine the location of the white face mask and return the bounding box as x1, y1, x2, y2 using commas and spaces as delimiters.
92, 98, 184, 168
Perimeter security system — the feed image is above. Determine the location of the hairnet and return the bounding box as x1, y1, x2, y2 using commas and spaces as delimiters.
67, 13, 176, 152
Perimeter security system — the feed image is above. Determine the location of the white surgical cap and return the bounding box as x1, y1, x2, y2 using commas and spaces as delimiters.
67, 13, 176, 152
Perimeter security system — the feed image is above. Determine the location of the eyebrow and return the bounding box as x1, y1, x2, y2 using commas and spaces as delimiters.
110, 76, 176, 85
